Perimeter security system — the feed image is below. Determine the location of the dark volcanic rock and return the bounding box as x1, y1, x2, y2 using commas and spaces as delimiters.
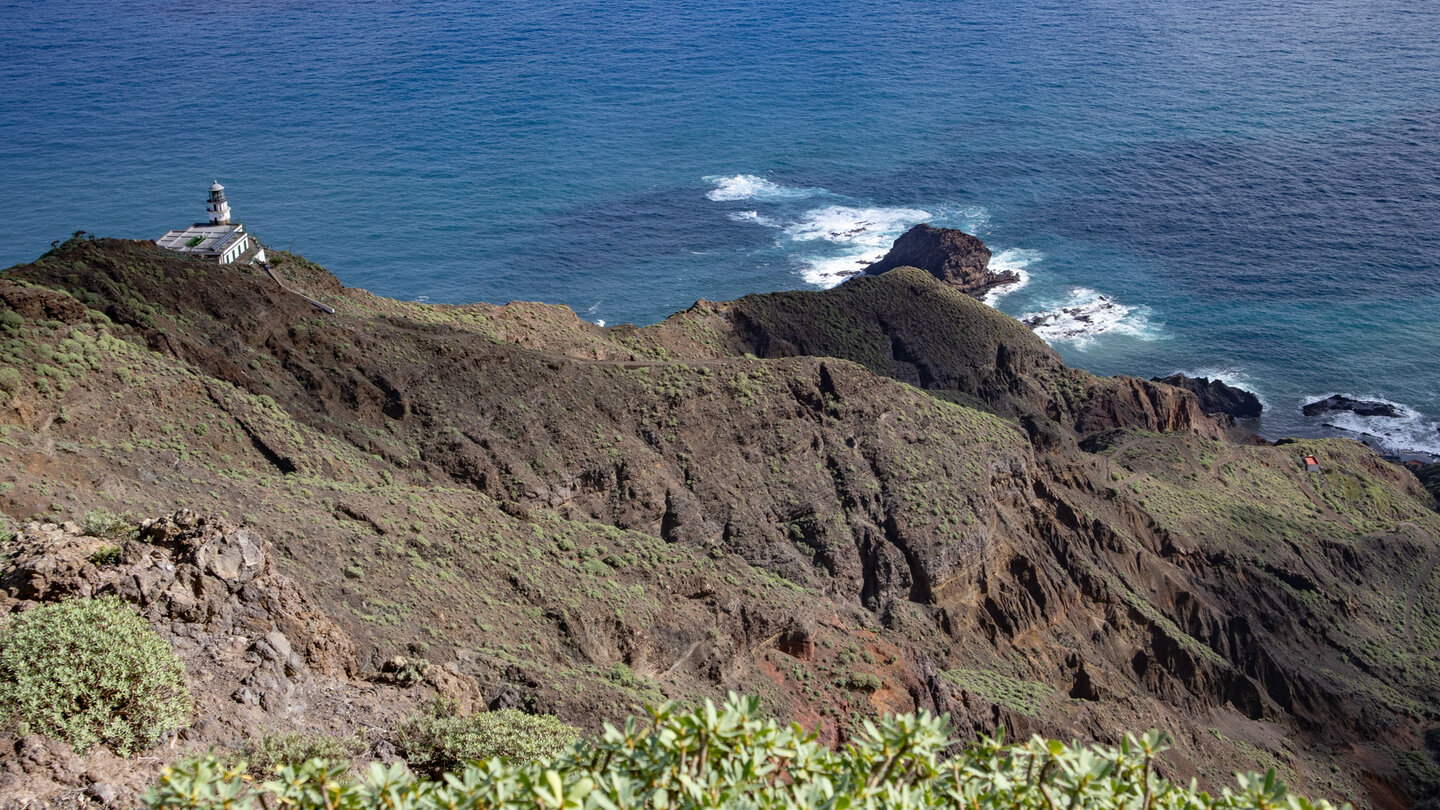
861, 224, 1017, 296
1302, 394, 1403, 419
1414, 463, 1440, 505
1153, 374, 1263, 419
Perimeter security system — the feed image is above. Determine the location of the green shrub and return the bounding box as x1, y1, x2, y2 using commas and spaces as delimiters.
942, 668, 1055, 717
89, 545, 122, 566
0, 596, 191, 754
0, 366, 21, 395
844, 672, 882, 692
235, 731, 368, 777
396, 701, 580, 775
82, 508, 134, 539
601, 662, 663, 701
144, 694, 1347, 810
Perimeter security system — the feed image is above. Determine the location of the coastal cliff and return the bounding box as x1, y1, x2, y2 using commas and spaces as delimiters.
1, 237, 1438, 808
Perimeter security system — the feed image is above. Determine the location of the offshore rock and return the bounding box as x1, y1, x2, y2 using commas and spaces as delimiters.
1303, 394, 1403, 418
861, 224, 1018, 296
1153, 374, 1263, 419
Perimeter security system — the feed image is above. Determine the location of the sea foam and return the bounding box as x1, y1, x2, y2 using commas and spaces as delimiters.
704, 174, 820, 202
1299, 393, 1440, 458
1020, 288, 1161, 348
982, 248, 1041, 306
729, 210, 780, 227
706, 175, 1006, 289
786, 205, 931, 287
782, 204, 931, 246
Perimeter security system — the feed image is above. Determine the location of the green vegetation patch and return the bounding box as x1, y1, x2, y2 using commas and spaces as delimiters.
82, 507, 135, 539
395, 700, 580, 776
942, 668, 1055, 716
235, 730, 369, 777
144, 695, 1344, 810
0, 596, 192, 754
725, 267, 1057, 405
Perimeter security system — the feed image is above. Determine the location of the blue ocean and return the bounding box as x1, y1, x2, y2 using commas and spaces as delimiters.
2, 0, 1437, 456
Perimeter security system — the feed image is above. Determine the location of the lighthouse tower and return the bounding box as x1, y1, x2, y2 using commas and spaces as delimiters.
207, 181, 231, 225
158, 181, 264, 264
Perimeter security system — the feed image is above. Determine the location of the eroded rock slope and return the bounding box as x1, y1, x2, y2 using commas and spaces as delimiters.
0, 237, 1437, 808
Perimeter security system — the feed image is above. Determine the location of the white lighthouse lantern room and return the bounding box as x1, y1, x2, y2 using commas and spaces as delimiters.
207, 181, 232, 225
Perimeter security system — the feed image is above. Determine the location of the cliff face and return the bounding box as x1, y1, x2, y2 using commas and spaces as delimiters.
861, 224, 1018, 295
1154, 374, 1264, 420
1, 237, 1438, 808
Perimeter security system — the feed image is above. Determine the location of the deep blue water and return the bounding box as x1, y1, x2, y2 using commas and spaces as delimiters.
2, 0, 1438, 455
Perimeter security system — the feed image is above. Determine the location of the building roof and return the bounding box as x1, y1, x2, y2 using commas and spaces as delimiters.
210, 180, 225, 191
156, 223, 245, 256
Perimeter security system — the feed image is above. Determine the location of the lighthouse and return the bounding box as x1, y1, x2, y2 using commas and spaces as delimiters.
156, 182, 265, 264
207, 181, 232, 225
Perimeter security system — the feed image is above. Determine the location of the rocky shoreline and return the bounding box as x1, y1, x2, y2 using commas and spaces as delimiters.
1151, 374, 1263, 420
842, 222, 1436, 465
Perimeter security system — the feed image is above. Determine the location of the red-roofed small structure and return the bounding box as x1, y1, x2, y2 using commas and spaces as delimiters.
1303, 455, 1321, 473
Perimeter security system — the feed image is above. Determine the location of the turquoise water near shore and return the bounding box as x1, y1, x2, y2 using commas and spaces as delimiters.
2, 0, 1437, 455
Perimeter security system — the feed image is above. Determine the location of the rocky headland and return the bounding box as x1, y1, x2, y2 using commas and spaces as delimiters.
861, 224, 1019, 295
0, 235, 1438, 808
1152, 374, 1264, 420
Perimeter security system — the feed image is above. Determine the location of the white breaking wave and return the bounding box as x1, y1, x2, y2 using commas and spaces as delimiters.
1020, 288, 1161, 348
794, 205, 929, 285
729, 210, 780, 227
1299, 393, 1440, 458
705, 174, 1000, 290
784, 205, 931, 287
782, 204, 931, 246
723, 199, 934, 288
982, 248, 1041, 306
799, 254, 880, 287
704, 174, 821, 202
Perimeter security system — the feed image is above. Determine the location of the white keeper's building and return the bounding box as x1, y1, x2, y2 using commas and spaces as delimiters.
156, 182, 267, 265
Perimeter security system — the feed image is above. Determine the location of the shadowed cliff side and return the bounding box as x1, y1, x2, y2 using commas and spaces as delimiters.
643, 268, 1227, 443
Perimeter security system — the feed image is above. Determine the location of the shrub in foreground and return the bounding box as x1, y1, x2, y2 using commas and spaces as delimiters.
396, 700, 581, 776
0, 596, 192, 755
235, 731, 369, 777
144, 694, 1348, 810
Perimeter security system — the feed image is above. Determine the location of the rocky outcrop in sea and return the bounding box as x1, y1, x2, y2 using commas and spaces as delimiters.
1302, 394, 1404, 418
862, 224, 1018, 296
